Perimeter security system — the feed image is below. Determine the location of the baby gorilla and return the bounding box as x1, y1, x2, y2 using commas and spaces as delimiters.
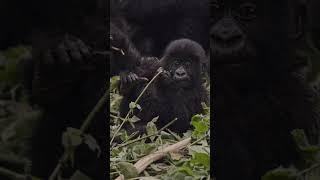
119, 39, 208, 135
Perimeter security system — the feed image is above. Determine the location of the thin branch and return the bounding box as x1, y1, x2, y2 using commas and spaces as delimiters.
49, 88, 109, 180
81, 89, 109, 132
188, 134, 209, 147
110, 68, 163, 145
116, 118, 177, 148
297, 163, 320, 177
115, 138, 192, 180
0, 167, 30, 180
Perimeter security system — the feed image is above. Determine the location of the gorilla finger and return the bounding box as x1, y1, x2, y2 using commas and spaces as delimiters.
127, 73, 135, 83
64, 38, 82, 62
76, 38, 91, 59
157, 67, 164, 73
55, 43, 71, 64
120, 75, 126, 84
138, 77, 149, 82
131, 73, 139, 81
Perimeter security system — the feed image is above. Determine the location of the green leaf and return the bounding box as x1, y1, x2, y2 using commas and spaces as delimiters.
84, 134, 101, 157
132, 143, 155, 158
172, 172, 189, 180
151, 116, 159, 123
129, 102, 137, 109
129, 102, 135, 109
62, 128, 83, 166
110, 76, 120, 92
62, 128, 83, 147
291, 129, 320, 164
191, 114, 209, 138
188, 145, 210, 155
129, 102, 142, 111
129, 115, 141, 123
146, 120, 158, 141
291, 129, 310, 148
169, 152, 183, 160
190, 152, 210, 170
117, 162, 139, 179
177, 166, 194, 176
201, 102, 210, 116
262, 167, 298, 180
70, 170, 93, 180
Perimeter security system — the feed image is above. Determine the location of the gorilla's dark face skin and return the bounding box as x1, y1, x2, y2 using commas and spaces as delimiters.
169, 59, 192, 83
211, 0, 258, 65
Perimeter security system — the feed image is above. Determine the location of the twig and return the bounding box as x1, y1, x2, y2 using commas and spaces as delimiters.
81, 89, 109, 132
0, 167, 29, 180
0, 153, 29, 170
188, 134, 209, 147
114, 137, 192, 180
110, 114, 126, 122
128, 177, 160, 180
166, 128, 181, 141
116, 118, 177, 148
49, 88, 109, 180
111, 46, 125, 55
297, 163, 320, 177
110, 68, 163, 145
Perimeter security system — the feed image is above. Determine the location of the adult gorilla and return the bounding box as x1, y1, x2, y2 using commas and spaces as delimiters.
119, 0, 210, 58
212, 0, 320, 179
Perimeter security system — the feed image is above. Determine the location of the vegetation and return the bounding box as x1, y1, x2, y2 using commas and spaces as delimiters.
110, 74, 211, 180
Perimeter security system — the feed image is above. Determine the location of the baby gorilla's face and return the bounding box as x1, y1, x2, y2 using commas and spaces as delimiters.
170, 59, 192, 82
161, 38, 204, 88
163, 58, 198, 88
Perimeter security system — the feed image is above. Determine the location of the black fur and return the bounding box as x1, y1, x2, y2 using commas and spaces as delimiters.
110, 21, 141, 77
27, 35, 107, 179
307, 0, 320, 48
0, 0, 107, 179
212, 0, 320, 180
110, 0, 141, 77
120, 39, 208, 134
119, 0, 210, 57
19, 2, 106, 178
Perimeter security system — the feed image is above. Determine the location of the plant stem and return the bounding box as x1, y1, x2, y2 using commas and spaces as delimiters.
188, 134, 209, 147
116, 118, 177, 148
110, 68, 163, 145
49, 88, 109, 180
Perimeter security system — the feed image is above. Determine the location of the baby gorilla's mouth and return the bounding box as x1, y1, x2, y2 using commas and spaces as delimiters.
174, 75, 190, 81
173, 76, 191, 88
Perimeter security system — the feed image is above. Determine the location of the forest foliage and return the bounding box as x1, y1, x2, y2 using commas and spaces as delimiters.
110, 75, 211, 180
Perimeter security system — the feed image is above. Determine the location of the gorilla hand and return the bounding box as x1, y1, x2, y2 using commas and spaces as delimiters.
119, 71, 148, 95
158, 68, 172, 86
31, 34, 93, 105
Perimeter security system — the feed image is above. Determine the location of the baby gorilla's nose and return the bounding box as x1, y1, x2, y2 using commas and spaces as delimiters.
175, 67, 187, 79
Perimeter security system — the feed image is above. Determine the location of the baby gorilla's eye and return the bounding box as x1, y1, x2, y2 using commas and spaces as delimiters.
236, 3, 257, 21
185, 61, 191, 67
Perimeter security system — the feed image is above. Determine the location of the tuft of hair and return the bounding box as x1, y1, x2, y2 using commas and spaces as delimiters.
162, 39, 206, 62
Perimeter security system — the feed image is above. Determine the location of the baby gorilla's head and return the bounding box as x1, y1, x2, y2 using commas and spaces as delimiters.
161, 39, 206, 87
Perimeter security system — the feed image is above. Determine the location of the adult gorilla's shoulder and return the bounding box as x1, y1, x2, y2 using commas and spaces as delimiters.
119, 0, 210, 57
